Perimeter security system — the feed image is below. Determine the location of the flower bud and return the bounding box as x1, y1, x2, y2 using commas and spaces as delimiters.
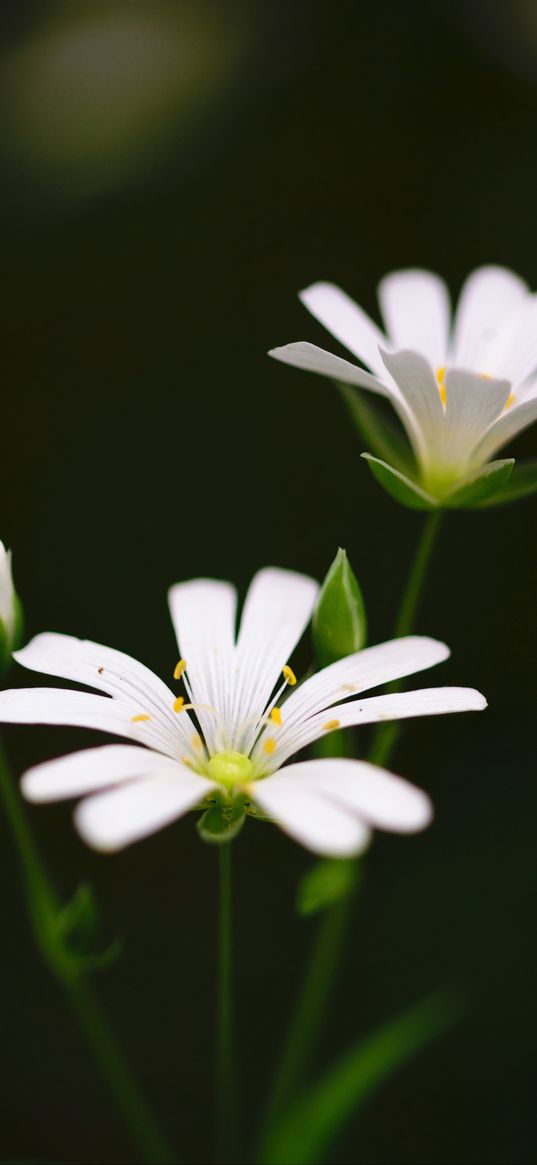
0, 542, 23, 673
313, 548, 367, 667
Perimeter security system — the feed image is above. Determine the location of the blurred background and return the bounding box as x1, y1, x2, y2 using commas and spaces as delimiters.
1, 0, 536, 1161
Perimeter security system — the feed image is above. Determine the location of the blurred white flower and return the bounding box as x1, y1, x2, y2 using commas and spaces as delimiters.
270, 267, 537, 495
0, 568, 485, 855
0, 542, 22, 666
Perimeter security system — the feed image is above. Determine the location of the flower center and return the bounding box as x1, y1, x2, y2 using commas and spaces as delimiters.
207, 750, 253, 788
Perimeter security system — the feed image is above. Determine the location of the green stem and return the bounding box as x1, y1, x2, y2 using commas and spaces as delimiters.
0, 740, 176, 1165
369, 511, 443, 766
262, 512, 443, 1130
217, 843, 239, 1164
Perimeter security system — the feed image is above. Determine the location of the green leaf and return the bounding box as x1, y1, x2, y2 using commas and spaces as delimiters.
296, 858, 359, 917
362, 454, 438, 510
197, 798, 245, 844
56, 883, 123, 973
313, 548, 367, 667
442, 458, 514, 509
259, 990, 462, 1165
338, 383, 414, 474
476, 457, 537, 508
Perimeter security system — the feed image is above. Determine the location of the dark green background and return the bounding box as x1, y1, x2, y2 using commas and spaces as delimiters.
1, 1, 536, 1161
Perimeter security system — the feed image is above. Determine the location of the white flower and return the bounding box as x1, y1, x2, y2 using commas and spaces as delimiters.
0, 568, 485, 856
270, 266, 537, 494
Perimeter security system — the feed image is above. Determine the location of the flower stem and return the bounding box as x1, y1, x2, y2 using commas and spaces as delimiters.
0, 740, 177, 1165
217, 842, 239, 1164
368, 510, 443, 766
262, 511, 443, 1130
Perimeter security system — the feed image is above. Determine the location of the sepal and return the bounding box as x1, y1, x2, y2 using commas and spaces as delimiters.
361, 454, 438, 510
197, 795, 246, 844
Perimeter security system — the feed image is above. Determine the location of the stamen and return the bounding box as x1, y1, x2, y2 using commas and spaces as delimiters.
174, 658, 187, 680
270, 707, 282, 725
263, 738, 276, 755
340, 683, 357, 693
323, 719, 341, 731
282, 665, 297, 686
191, 733, 203, 750
505, 392, 515, 409
131, 713, 151, 723
479, 372, 492, 381
436, 366, 446, 406
173, 696, 186, 713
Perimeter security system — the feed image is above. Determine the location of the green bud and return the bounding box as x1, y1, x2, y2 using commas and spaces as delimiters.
0, 542, 23, 674
312, 548, 367, 667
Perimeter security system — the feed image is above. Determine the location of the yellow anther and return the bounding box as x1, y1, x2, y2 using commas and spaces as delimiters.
282, 665, 297, 686
131, 713, 151, 723
341, 683, 357, 693
479, 372, 492, 380
174, 658, 187, 680
270, 706, 282, 725
323, 719, 341, 731
436, 366, 447, 406
173, 696, 185, 713
191, 733, 203, 750
505, 392, 515, 409
181, 756, 194, 767
263, 738, 276, 755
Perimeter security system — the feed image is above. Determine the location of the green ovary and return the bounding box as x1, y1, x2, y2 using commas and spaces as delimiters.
207, 750, 254, 789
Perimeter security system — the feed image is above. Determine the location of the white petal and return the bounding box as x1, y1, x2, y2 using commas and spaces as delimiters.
281, 759, 432, 833
0, 687, 181, 756
74, 769, 217, 852
441, 368, 511, 466
473, 393, 537, 463
273, 636, 450, 740
268, 342, 389, 395
168, 578, 237, 751
14, 633, 191, 752
258, 686, 486, 769
452, 266, 529, 369
21, 744, 174, 802
487, 294, 537, 388
379, 348, 444, 470
299, 282, 387, 374
378, 269, 450, 369
233, 568, 318, 750
250, 771, 370, 857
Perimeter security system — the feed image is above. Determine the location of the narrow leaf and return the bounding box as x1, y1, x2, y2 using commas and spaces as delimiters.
338, 383, 414, 473
296, 858, 359, 917
259, 989, 462, 1165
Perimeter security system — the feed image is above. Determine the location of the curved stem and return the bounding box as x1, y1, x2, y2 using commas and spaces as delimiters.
216, 843, 239, 1164
262, 512, 443, 1131
0, 741, 176, 1165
